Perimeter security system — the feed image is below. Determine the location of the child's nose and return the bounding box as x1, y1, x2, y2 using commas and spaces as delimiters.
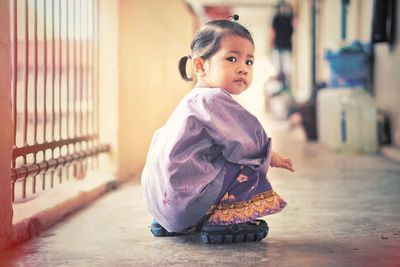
237, 64, 249, 74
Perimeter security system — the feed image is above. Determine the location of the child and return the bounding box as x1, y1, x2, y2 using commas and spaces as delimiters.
141, 15, 294, 244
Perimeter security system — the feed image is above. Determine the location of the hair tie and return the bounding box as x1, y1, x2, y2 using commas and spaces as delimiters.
230, 14, 239, 22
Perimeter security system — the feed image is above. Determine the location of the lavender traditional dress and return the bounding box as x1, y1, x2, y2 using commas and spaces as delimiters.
141, 86, 286, 233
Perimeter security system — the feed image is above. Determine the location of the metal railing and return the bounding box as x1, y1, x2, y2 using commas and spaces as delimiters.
10, 0, 110, 202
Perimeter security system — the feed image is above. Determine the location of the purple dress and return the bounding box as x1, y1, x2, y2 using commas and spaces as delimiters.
141, 86, 286, 232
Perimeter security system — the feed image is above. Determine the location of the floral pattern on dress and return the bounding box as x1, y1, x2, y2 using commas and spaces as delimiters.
208, 190, 287, 225
221, 192, 236, 201
236, 173, 249, 183
162, 192, 177, 206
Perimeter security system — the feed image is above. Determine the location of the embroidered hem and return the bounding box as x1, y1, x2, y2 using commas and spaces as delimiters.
207, 190, 287, 225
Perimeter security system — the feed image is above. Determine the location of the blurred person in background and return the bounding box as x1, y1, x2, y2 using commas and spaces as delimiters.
270, 1, 294, 92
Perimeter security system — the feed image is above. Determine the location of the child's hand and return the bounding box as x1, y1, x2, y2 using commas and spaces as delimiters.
271, 151, 295, 172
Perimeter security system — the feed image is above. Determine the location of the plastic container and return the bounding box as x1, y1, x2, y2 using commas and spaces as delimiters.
317, 88, 378, 153
325, 41, 371, 88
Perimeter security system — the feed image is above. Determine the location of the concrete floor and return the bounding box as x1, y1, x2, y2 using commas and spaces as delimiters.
1, 119, 400, 266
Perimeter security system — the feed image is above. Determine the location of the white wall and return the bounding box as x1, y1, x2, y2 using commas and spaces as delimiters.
314, 0, 400, 148
118, 0, 195, 180
291, 0, 312, 102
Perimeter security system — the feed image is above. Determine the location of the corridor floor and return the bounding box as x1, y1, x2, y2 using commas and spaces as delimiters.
1, 119, 400, 266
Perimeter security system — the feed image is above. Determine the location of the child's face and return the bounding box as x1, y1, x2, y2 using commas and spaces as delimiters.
201, 36, 254, 95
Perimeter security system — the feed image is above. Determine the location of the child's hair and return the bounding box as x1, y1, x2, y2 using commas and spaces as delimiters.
179, 16, 254, 82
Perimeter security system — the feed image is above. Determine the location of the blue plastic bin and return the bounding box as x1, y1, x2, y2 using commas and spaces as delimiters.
325, 41, 371, 87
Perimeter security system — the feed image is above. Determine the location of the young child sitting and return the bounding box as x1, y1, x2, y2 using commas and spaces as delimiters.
141, 15, 294, 244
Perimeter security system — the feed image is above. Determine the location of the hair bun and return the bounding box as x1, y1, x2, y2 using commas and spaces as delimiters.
231, 14, 239, 21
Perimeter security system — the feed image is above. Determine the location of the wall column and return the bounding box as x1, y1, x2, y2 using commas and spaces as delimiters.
0, 0, 14, 250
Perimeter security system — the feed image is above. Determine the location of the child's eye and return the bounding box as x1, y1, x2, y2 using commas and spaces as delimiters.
227, 57, 237, 62
246, 60, 254, 65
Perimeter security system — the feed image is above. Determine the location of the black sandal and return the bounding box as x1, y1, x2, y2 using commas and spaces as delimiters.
200, 219, 269, 244
150, 219, 185, 237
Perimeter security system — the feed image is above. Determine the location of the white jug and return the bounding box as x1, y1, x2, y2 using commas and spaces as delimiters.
317, 88, 377, 153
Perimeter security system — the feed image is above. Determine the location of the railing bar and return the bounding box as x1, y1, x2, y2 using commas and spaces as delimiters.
88, 0, 94, 169
73, 0, 78, 177
33, 0, 39, 185
66, 0, 70, 143
84, 0, 89, 174
79, 0, 83, 139
58, 0, 63, 183
73, 0, 77, 140
12, 0, 18, 168
59, 0, 62, 141
11, 145, 111, 181
13, 134, 98, 158
91, 0, 94, 139
51, 0, 55, 144
43, 0, 48, 145
42, 173, 45, 190
41, 0, 48, 194
33, 175, 36, 194
34, 0, 38, 145
23, 0, 29, 150
80, 0, 86, 175
95, 0, 99, 140
22, 176, 26, 199
66, 165, 70, 181
66, 0, 70, 173
95, 0, 100, 166
42, 1, 48, 193
86, 0, 90, 139
75, 0, 83, 179
22, 0, 30, 173
51, 0, 56, 190
66, 0, 70, 180
91, 0, 95, 167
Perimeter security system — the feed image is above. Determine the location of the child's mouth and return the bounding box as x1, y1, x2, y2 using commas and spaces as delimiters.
234, 79, 247, 85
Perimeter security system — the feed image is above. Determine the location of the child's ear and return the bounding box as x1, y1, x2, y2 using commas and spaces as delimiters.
192, 57, 207, 77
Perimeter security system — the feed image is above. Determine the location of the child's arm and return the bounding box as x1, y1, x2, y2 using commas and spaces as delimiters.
271, 151, 295, 172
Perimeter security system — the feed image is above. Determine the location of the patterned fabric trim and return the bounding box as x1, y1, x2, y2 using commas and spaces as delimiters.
207, 190, 287, 225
